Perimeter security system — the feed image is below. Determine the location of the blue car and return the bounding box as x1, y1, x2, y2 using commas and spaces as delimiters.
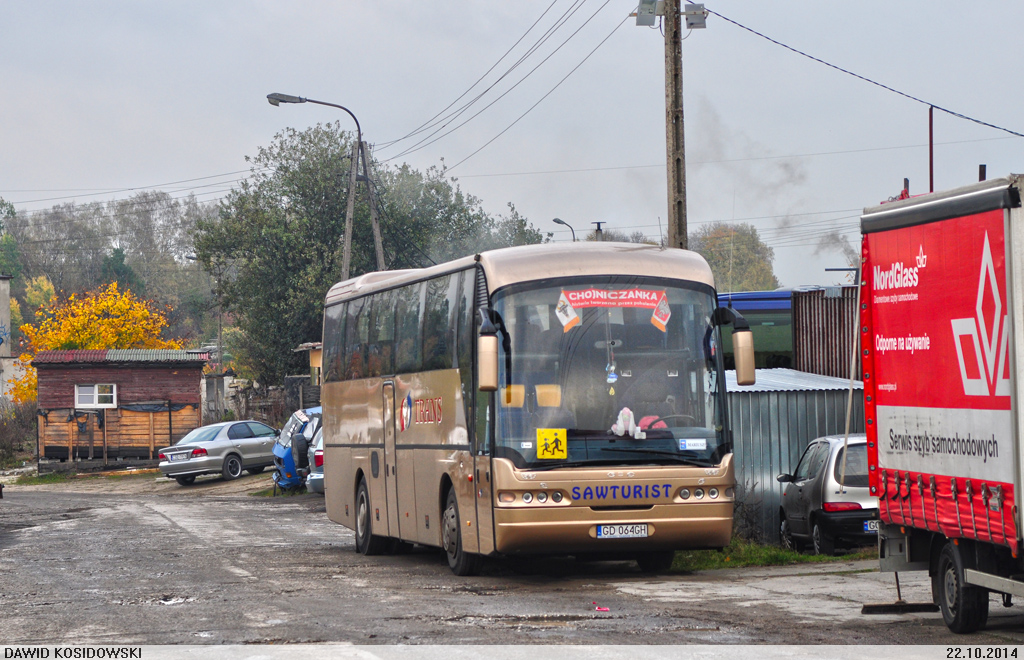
272, 406, 321, 492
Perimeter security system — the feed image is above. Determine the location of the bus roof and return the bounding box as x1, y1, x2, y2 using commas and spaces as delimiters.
324, 242, 715, 306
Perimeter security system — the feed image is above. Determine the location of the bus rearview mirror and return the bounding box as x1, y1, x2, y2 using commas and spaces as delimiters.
733, 329, 755, 386
478, 335, 499, 392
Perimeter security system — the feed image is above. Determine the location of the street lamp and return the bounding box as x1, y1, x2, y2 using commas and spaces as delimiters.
552, 217, 576, 242
266, 93, 361, 145
267, 92, 380, 278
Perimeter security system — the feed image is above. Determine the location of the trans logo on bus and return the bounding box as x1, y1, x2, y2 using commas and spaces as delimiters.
399, 393, 413, 432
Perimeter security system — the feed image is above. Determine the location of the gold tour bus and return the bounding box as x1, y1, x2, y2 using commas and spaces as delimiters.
320, 241, 754, 575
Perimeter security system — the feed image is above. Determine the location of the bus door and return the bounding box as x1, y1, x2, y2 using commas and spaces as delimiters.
382, 382, 401, 537
474, 394, 496, 554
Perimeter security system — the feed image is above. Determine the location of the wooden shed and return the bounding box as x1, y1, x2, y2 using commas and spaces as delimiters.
34, 349, 209, 463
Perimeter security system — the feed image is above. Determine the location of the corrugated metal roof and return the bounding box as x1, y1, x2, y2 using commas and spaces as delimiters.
726, 368, 862, 392
33, 350, 109, 363
34, 349, 209, 365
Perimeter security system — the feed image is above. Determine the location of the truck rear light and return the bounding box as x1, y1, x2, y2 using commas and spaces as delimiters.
314, 449, 323, 468
190, 447, 208, 458
823, 501, 862, 512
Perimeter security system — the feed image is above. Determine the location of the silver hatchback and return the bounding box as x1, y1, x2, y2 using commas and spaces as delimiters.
158, 420, 279, 486
777, 434, 878, 554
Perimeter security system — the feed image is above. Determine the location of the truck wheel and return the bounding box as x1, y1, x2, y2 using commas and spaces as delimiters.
443, 489, 480, 576
936, 542, 989, 633
811, 521, 834, 556
355, 478, 388, 556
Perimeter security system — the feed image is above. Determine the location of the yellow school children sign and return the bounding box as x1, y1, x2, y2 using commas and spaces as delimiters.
536, 428, 567, 459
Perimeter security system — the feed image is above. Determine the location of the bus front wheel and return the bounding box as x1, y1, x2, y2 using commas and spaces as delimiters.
443, 489, 481, 576
355, 478, 389, 556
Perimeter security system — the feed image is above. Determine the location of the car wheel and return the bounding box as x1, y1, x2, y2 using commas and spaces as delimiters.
355, 478, 388, 555
246, 466, 265, 475
936, 541, 989, 633
442, 488, 480, 576
780, 515, 800, 551
636, 551, 676, 573
222, 454, 243, 481
811, 520, 834, 556
175, 475, 196, 486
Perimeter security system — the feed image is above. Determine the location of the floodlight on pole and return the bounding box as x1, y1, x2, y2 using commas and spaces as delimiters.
552, 217, 576, 242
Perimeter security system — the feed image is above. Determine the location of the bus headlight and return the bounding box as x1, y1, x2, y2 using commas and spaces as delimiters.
551, 491, 563, 503
679, 488, 691, 499
522, 492, 534, 504
536, 491, 548, 503
498, 492, 516, 503
694, 488, 705, 499
709, 487, 719, 499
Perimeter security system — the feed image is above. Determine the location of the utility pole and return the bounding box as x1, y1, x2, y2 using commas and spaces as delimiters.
360, 141, 387, 270
340, 141, 359, 281
665, 0, 687, 250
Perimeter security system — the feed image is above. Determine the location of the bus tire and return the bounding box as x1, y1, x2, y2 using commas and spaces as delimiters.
443, 489, 480, 576
935, 541, 989, 633
355, 478, 389, 556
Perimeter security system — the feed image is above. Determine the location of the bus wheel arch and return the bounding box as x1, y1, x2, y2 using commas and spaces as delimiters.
355, 475, 388, 556
442, 485, 480, 576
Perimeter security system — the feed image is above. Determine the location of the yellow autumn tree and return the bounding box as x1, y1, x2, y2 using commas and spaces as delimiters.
10, 282, 182, 403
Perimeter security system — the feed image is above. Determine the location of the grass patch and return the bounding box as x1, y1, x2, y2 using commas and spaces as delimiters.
15, 471, 76, 485
671, 537, 877, 572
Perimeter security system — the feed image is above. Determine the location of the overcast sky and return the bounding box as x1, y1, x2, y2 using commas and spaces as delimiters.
3, 1, 1022, 289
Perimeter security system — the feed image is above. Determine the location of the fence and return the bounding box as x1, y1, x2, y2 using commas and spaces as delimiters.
727, 368, 864, 543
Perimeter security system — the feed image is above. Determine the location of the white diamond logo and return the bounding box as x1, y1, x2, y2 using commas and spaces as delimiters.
951, 232, 1009, 397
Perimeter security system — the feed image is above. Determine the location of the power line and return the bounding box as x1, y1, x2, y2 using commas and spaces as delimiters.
456, 135, 1020, 178
383, 0, 617, 164
447, 9, 630, 171
708, 8, 1024, 139
375, 0, 563, 151
5, 168, 264, 206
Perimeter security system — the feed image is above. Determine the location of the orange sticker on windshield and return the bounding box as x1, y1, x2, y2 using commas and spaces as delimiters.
556, 288, 671, 332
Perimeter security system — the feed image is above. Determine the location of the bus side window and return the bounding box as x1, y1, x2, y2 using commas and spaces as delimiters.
344, 297, 369, 380
322, 302, 346, 383
395, 282, 423, 373
457, 270, 474, 419
422, 275, 452, 371
367, 290, 395, 377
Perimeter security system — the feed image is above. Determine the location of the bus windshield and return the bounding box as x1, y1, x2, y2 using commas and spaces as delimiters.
492, 276, 727, 470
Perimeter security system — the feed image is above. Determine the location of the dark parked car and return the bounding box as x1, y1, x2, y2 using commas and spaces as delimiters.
158, 420, 278, 486
777, 434, 878, 554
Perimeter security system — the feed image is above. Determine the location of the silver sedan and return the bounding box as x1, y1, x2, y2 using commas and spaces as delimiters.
158, 420, 279, 486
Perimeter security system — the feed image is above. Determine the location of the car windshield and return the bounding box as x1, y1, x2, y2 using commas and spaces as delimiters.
277, 415, 303, 449
834, 443, 868, 487
491, 276, 727, 470
175, 425, 221, 446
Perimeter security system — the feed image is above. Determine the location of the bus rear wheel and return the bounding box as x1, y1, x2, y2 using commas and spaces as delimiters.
443, 489, 480, 576
355, 478, 388, 556
935, 541, 989, 633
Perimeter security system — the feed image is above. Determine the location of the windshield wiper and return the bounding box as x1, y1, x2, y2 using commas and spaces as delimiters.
595, 447, 715, 466
530, 459, 625, 471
